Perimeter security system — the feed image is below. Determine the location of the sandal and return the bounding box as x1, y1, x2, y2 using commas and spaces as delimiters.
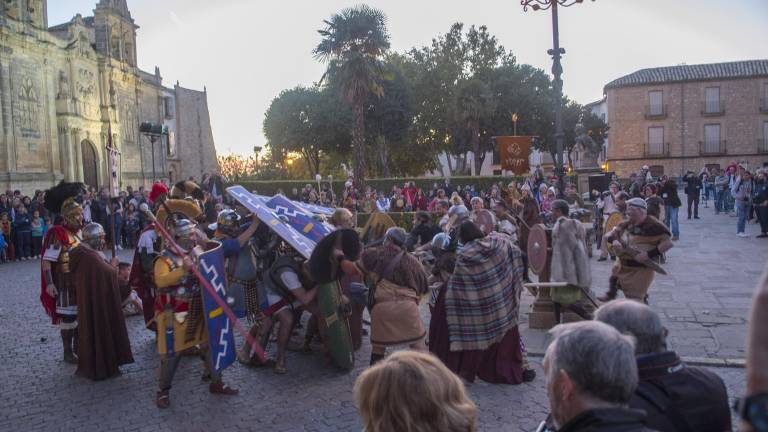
273, 362, 287, 375
156, 390, 170, 409
209, 383, 239, 395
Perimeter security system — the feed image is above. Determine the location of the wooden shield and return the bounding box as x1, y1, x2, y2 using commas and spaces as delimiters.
604, 212, 624, 254
527, 223, 549, 275
473, 209, 496, 236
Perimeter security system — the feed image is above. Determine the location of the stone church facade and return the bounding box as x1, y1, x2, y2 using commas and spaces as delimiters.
0, 0, 218, 192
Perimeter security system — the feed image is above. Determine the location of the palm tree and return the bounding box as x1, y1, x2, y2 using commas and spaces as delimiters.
314, 5, 390, 189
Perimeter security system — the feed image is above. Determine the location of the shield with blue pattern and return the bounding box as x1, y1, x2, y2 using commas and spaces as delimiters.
198, 241, 236, 373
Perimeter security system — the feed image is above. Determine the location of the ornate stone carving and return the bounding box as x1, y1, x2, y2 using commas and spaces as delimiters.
77, 68, 97, 119
57, 70, 69, 99
79, 33, 92, 59
17, 76, 40, 138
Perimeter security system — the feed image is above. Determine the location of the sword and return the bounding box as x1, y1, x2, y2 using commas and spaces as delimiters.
616, 244, 667, 275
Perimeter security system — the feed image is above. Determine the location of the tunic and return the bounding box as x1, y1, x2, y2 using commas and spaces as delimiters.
360, 244, 428, 346
40, 225, 80, 328
607, 216, 671, 300
153, 250, 207, 357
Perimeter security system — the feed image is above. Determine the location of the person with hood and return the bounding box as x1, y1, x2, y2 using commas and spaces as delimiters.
430, 221, 530, 384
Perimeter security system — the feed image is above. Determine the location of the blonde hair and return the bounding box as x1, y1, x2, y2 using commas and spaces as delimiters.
354, 351, 477, 432
330, 208, 353, 228
450, 192, 463, 207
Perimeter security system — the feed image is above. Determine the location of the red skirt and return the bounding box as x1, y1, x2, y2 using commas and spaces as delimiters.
429, 283, 524, 384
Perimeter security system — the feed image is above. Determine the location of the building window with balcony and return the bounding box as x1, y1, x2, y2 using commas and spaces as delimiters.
703, 87, 723, 115
647, 90, 665, 118
703, 124, 722, 154
761, 83, 768, 113
647, 127, 665, 156
761, 121, 768, 153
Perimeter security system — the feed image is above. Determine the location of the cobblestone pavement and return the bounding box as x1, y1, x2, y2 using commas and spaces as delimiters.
0, 197, 758, 431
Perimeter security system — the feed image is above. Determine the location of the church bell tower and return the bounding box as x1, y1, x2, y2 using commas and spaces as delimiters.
2, 0, 48, 28
94, 0, 138, 67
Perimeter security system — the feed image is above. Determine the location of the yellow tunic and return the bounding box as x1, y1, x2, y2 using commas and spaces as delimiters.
153, 255, 207, 357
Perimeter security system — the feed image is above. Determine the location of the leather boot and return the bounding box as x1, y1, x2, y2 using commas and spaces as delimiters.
597, 277, 619, 302
62, 330, 78, 364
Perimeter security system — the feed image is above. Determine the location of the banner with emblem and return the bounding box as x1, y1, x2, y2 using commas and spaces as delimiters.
197, 241, 236, 373
105, 127, 121, 197
496, 136, 533, 175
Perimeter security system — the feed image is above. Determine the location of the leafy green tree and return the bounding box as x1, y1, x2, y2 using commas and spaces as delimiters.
262, 86, 351, 177
314, 5, 390, 188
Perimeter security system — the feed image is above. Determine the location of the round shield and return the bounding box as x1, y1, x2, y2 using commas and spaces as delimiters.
527, 224, 549, 275
473, 209, 496, 236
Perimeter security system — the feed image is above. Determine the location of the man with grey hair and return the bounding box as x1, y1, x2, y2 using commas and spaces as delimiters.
68, 223, 134, 380
601, 197, 673, 303
595, 300, 731, 432
543, 320, 655, 431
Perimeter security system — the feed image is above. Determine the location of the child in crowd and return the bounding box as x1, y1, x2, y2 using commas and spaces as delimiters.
0, 212, 13, 262
124, 210, 139, 249
30, 209, 44, 258
42, 216, 51, 237
14, 206, 32, 260
117, 262, 143, 316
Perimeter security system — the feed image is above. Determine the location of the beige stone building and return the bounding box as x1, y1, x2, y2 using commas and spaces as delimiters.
604, 60, 768, 177
0, 0, 218, 193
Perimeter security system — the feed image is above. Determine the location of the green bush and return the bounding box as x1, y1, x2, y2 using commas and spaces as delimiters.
356, 211, 442, 232
231, 175, 533, 196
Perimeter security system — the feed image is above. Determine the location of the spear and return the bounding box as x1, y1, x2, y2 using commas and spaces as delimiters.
139, 204, 266, 363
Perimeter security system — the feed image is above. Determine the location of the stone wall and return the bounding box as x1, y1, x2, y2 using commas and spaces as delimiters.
0, 4, 218, 193
607, 77, 768, 176
175, 85, 218, 181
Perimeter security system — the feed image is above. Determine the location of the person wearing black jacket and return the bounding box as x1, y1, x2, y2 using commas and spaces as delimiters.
682, 171, 702, 219
405, 211, 440, 251
543, 321, 656, 432
659, 176, 681, 240
597, 300, 731, 432
755, 170, 768, 238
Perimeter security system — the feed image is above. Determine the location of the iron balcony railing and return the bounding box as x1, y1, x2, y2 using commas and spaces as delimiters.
699, 140, 727, 155
644, 142, 669, 157
645, 104, 667, 119
702, 100, 725, 116
758, 138, 768, 154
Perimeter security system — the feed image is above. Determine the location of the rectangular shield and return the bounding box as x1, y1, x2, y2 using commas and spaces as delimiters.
265, 194, 334, 243
227, 186, 317, 259
197, 241, 236, 373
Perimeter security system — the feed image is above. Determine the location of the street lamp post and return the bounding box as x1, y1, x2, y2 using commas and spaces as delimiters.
139, 122, 168, 183
521, 0, 594, 197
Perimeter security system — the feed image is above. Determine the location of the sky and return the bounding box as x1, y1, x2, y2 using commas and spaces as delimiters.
49, 0, 768, 156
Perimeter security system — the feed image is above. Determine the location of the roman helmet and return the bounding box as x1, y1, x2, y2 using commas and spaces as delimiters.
81, 223, 106, 250
43, 181, 86, 230
172, 219, 197, 250
212, 209, 241, 237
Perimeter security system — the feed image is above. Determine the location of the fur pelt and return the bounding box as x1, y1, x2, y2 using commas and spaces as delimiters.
550, 217, 592, 289
43, 181, 85, 214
